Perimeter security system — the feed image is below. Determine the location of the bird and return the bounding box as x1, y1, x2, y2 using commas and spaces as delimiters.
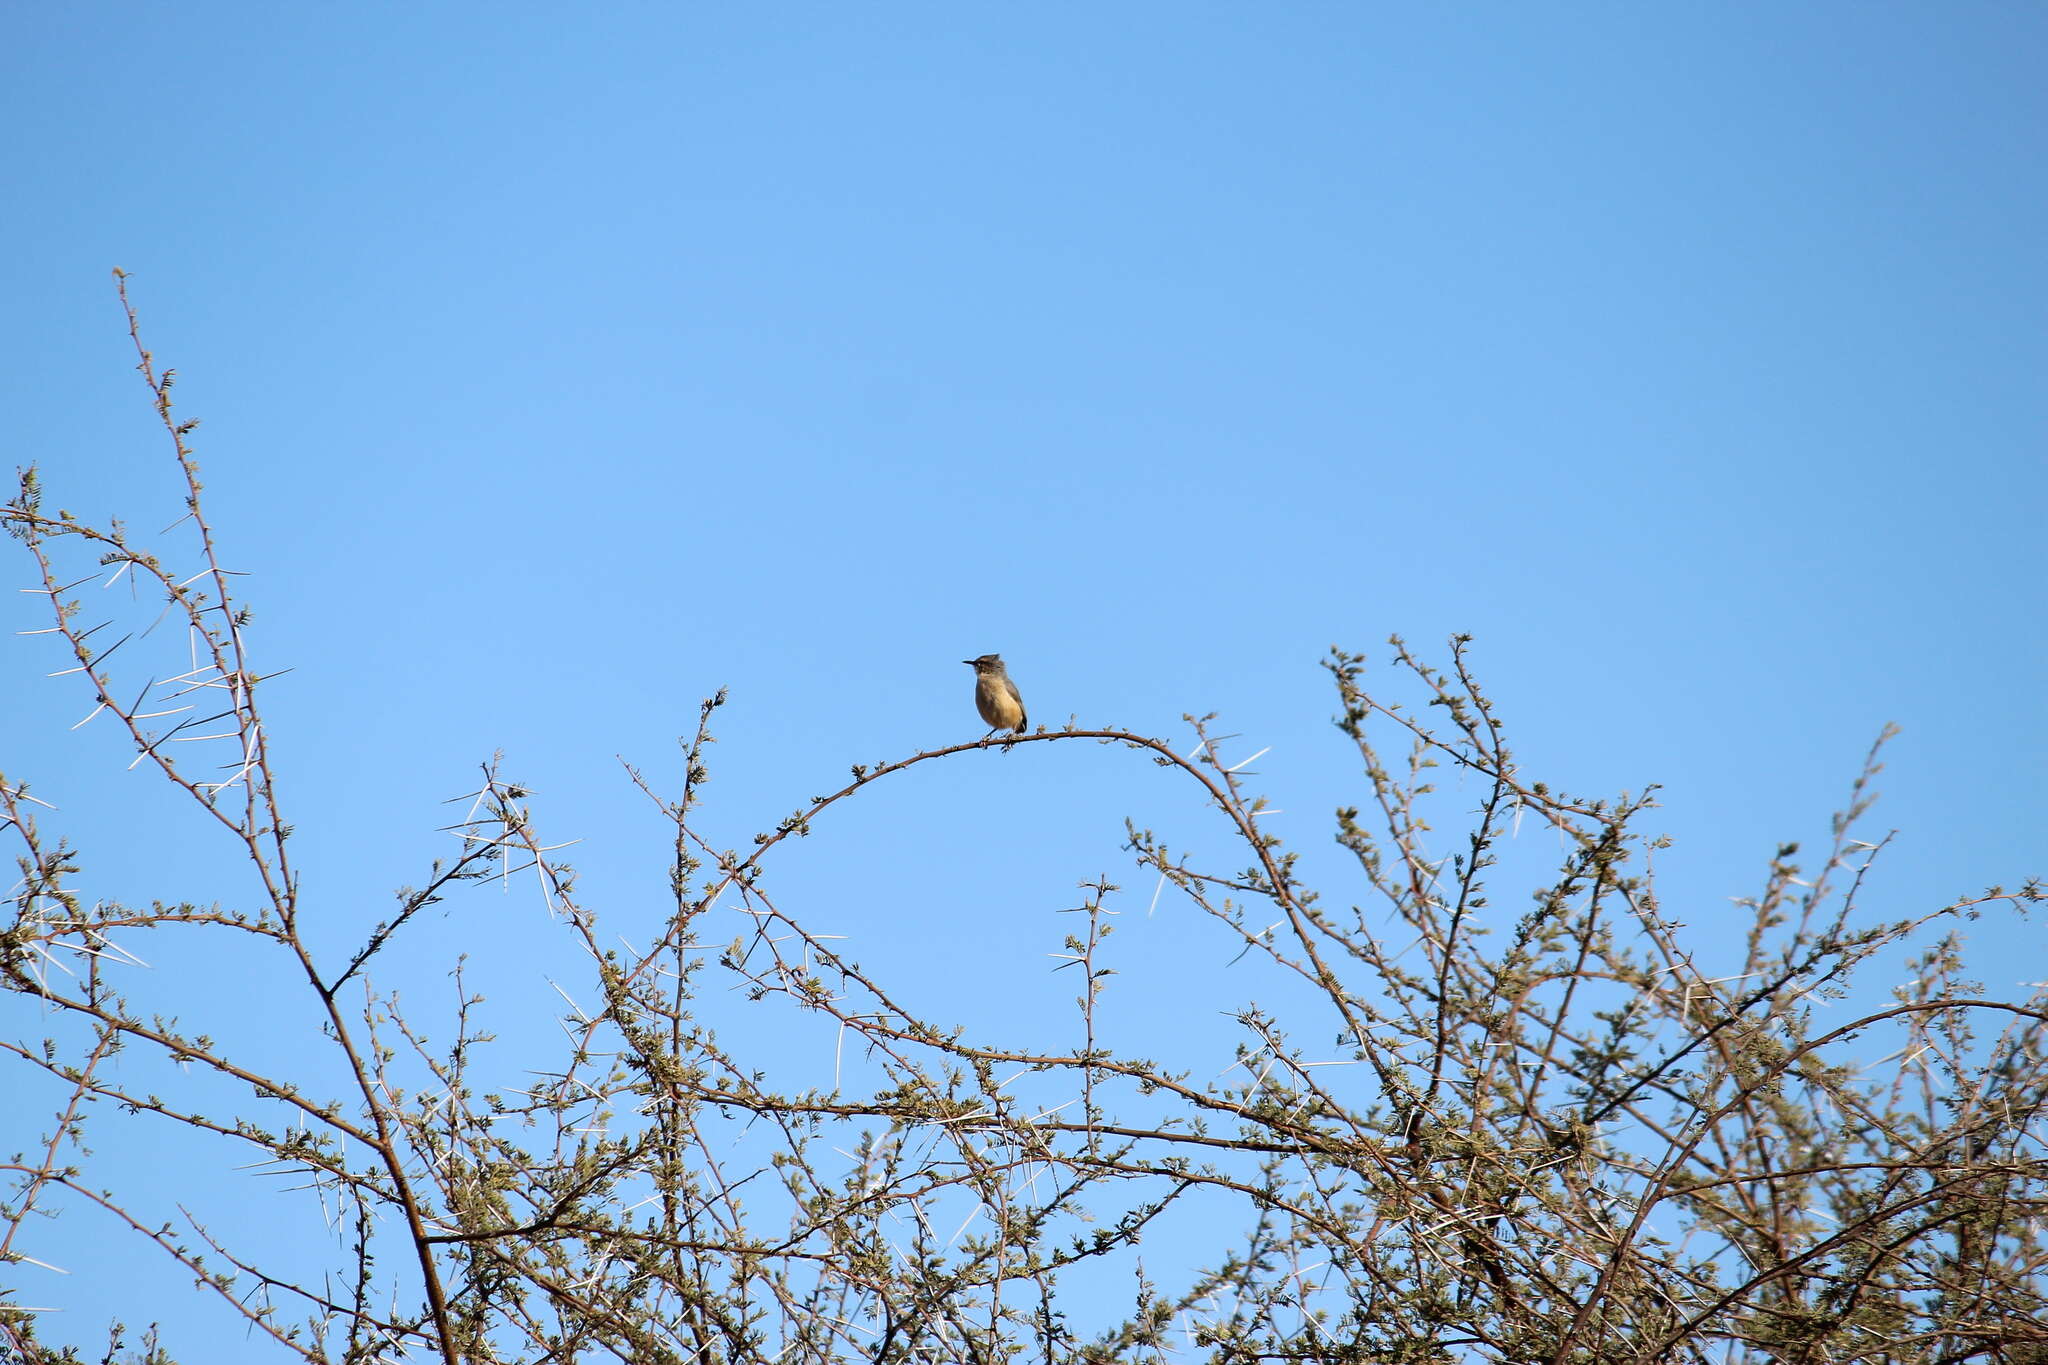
963, 654, 1027, 739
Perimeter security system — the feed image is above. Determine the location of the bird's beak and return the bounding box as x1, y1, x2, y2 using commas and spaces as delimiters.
961, 659, 975, 666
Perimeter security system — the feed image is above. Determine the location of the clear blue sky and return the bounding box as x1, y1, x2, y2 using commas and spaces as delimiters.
4, 3, 2043, 1356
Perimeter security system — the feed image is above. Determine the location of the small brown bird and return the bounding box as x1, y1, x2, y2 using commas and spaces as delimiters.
963, 654, 1027, 738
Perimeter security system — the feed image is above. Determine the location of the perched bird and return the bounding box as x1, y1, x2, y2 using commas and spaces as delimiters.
963, 654, 1027, 738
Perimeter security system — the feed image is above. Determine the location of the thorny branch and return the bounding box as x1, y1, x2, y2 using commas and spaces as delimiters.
2, 282, 2043, 1364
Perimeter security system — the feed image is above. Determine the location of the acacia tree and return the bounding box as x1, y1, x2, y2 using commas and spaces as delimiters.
3, 279, 2044, 1364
